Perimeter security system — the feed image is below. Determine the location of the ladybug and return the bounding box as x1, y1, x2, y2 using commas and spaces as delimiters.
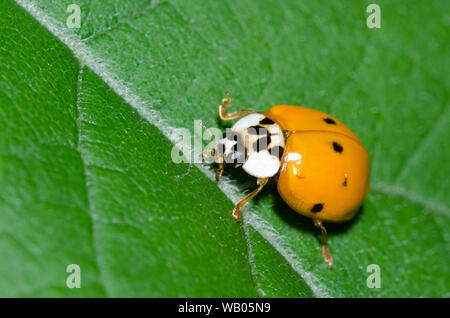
202, 94, 370, 268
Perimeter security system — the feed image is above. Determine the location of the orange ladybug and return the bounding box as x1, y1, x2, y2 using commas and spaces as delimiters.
203, 94, 370, 268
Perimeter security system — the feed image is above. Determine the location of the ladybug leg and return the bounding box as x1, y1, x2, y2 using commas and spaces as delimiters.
215, 162, 224, 181
219, 93, 253, 120
313, 219, 333, 269
232, 178, 269, 222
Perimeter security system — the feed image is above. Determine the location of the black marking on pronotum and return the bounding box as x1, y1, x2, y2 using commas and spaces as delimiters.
323, 117, 337, 125
247, 125, 268, 135
269, 146, 284, 160
259, 117, 275, 125
332, 141, 343, 153
223, 131, 239, 141
311, 203, 323, 213
253, 136, 271, 152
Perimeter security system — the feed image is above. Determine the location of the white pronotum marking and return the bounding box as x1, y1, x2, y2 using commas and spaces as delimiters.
231, 113, 265, 131
243, 150, 280, 178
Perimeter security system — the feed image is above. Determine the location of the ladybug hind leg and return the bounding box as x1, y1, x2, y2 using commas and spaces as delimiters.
313, 219, 333, 269
219, 93, 253, 120
232, 178, 269, 222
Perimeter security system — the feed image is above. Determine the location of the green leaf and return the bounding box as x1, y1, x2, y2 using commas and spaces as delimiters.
1, 0, 448, 297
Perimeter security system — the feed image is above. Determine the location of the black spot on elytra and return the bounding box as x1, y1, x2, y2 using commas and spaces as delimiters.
259, 117, 275, 125
323, 117, 337, 125
311, 203, 323, 213
332, 141, 343, 153
269, 146, 284, 160
248, 125, 268, 135
343, 177, 348, 187
253, 136, 271, 152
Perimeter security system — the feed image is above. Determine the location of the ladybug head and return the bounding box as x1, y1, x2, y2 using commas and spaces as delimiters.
213, 113, 286, 178
214, 131, 246, 166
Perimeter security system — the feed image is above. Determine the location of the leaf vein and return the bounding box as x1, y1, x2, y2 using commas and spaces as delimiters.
394, 104, 450, 183
75, 66, 109, 297
81, 0, 164, 42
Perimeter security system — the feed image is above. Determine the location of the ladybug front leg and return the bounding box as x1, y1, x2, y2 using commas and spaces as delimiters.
219, 93, 253, 121
313, 219, 333, 269
215, 162, 224, 181
232, 178, 269, 222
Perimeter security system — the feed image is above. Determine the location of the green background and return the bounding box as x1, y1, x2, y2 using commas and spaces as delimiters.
0, 0, 448, 297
